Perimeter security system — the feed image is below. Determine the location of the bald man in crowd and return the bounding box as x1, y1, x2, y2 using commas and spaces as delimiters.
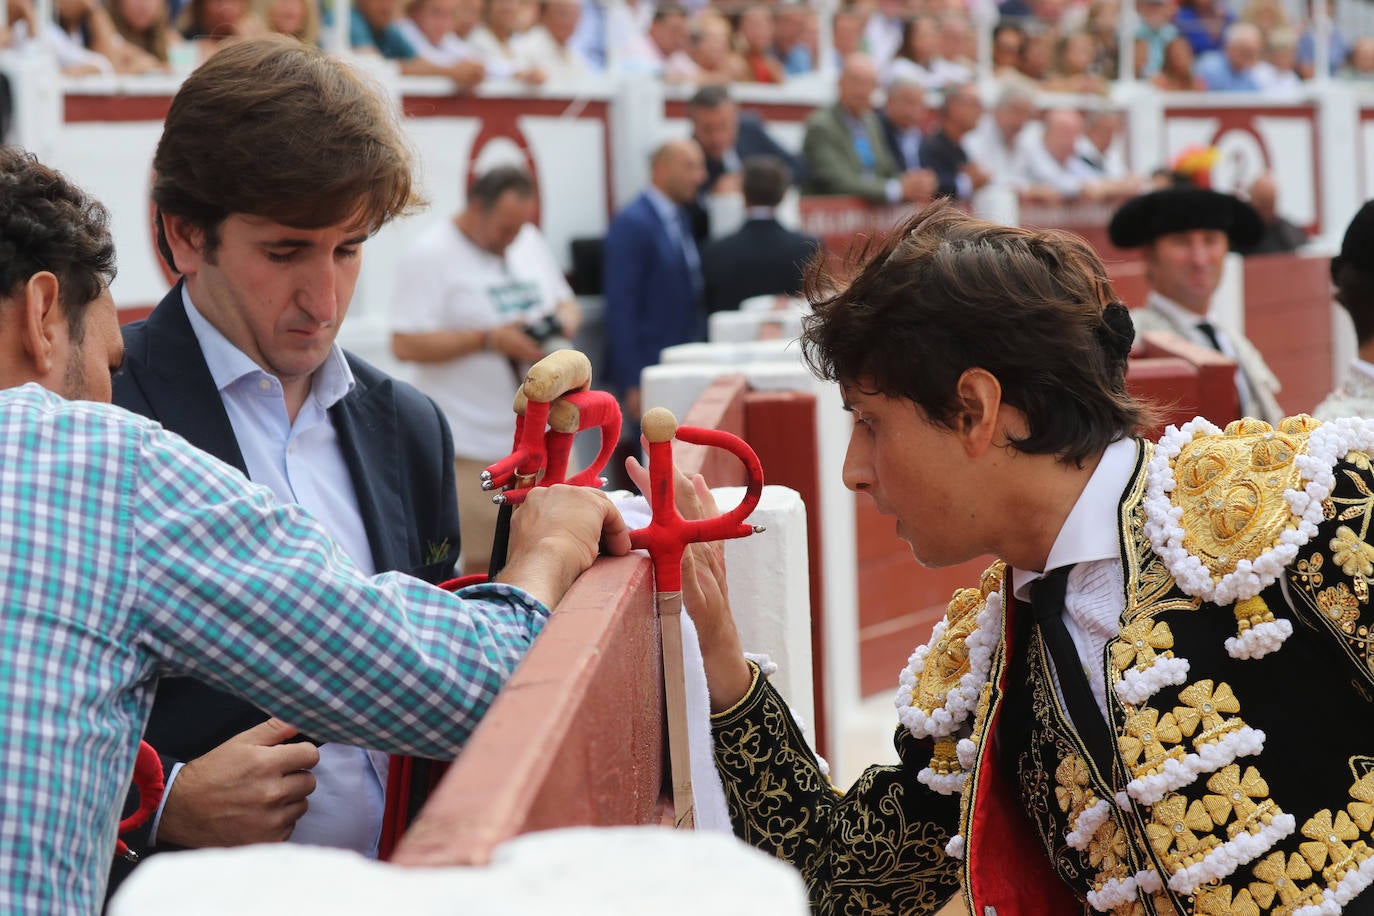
603, 138, 707, 423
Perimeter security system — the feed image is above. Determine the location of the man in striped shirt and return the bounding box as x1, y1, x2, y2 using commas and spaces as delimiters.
0, 146, 629, 913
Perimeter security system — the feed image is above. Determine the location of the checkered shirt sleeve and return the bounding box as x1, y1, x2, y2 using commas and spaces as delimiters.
0, 385, 549, 913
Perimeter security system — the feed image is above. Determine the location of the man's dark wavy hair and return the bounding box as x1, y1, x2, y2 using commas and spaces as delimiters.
801, 200, 1153, 465
152, 35, 422, 272
0, 146, 116, 343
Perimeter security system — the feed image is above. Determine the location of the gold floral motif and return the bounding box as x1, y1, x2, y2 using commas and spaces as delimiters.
1330, 525, 1374, 578
1054, 754, 1092, 817
1196, 884, 1261, 916
1347, 772, 1374, 832
1170, 424, 1305, 581
1299, 808, 1373, 886
1292, 554, 1325, 591
1317, 582, 1362, 634
1119, 706, 1185, 776
1111, 618, 1176, 675
1202, 765, 1278, 839
1145, 795, 1220, 869
1087, 819, 1128, 872
1247, 850, 1319, 911
1173, 681, 1244, 747
913, 563, 1004, 713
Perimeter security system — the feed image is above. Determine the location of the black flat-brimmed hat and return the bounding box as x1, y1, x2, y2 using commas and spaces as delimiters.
1334, 199, 1374, 279
1107, 187, 1264, 249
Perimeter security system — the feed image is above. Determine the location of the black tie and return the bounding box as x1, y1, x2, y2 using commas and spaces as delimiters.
1030, 566, 1115, 776
1195, 320, 1225, 353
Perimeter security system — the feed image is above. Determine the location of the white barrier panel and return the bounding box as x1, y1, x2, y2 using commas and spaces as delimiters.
641, 349, 864, 784
708, 309, 807, 345
715, 485, 815, 746
109, 827, 809, 915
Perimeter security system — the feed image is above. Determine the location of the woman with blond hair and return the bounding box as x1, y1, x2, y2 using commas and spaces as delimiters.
108, 0, 179, 63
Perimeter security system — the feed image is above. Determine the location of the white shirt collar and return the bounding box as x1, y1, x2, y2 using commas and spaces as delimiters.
644, 186, 681, 227
1145, 289, 1214, 328
181, 284, 354, 409
1350, 358, 1374, 383
1010, 437, 1140, 601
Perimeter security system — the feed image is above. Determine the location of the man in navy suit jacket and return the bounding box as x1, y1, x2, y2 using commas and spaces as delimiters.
107, 36, 461, 897
701, 156, 821, 314
686, 85, 803, 241
603, 138, 708, 422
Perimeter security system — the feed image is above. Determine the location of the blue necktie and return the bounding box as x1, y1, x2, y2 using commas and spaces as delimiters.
674, 208, 703, 299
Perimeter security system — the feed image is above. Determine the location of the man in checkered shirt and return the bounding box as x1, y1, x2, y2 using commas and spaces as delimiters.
0, 146, 630, 913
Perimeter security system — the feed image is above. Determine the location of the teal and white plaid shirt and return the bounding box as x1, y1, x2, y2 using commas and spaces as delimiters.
0, 384, 551, 912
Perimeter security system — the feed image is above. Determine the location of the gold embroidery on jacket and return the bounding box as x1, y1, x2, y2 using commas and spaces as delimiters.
1112, 619, 1177, 678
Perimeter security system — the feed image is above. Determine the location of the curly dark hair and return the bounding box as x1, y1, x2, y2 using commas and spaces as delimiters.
0, 146, 116, 343
801, 201, 1152, 465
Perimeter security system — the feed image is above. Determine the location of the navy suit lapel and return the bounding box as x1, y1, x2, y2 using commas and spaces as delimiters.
330, 365, 409, 574
136, 285, 249, 476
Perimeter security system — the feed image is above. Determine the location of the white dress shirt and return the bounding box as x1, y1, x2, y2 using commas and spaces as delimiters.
1143, 290, 1260, 418
152, 288, 389, 858
1010, 437, 1139, 720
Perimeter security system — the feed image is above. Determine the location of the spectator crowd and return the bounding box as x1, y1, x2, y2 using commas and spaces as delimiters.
3, 0, 1373, 92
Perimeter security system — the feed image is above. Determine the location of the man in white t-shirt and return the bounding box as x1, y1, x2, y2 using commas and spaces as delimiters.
391, 165, 582, 575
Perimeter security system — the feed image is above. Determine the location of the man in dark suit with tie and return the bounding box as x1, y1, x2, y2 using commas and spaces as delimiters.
877, 77, 931, 173
603, 138, 707, 423
701, 156, 821, 314
107, 36, 461, 895
919, 81, 992, 200
686, 85, 803, 241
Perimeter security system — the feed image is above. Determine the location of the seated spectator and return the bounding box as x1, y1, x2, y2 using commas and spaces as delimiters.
1297, 0, 1348, 79
398, 0, 476, 65
878, 77, 932, 173
963, 84, 1035, 183
991, 21, 1026, 81
257, 0, 317, 43
1016, 28, 1055, 84
469, 0, 545, 82
862, 0, 905, 70
109, 0, 178, 65
920, 81, 990, 200
1239, 0, 1287, 32
619, 2, 689, 78
1195, 21, 1262, 91
1254, 26, 1301, 96
701, 156, 820, 315
733, 5, 783, 83
828, 3, 864, 71
688, 11, 741, 86
1135, 0, 1178, 77
1174, 0, 1232, 56
178, 0, 265, 48
513, 0, 589, 82
1342, 36, 1374, 83
1042, 30, 1108, 93
802, 53, 936, 204
1076, 108, 1133, 182
1237, 171, 1307, 255
1020, 108, 1108, 202
934, 15, 974, 85
886, 15, 941, 89
772, 3, 814, 76
1084, 0, 1120, 77
1152, 33, 1205, 88
333, 0, 484, 86
48, 0, 163, 72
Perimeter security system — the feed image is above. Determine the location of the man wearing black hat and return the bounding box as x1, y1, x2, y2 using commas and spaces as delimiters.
1109, 186, 1283, 423
1316, 200, 1374, 419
